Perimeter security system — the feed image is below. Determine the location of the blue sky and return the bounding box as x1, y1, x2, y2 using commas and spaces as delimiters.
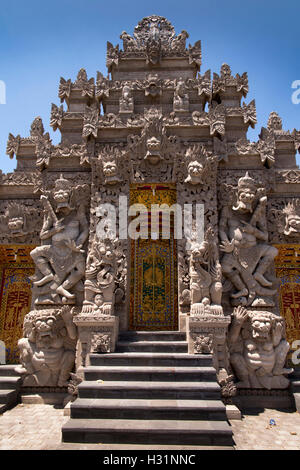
0, 0, 299, 173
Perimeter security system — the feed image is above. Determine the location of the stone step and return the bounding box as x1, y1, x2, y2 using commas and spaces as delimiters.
116, 341, 188, 353
0, 376, 22, 390
291, 380, 300, 393
0, 389, 18, 405
70, 398, 227, 421
0, 404, 6, 414
89, 352, 212, 367
119, 331, 186, 342
62, 418, 233, 446
84, 365, 217, 382
0, 365, 20, 377
57, 442, 234, 450
78, 381, 221, 400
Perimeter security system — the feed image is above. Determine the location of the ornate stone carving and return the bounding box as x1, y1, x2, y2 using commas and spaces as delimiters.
50, 103, 64, 132
73, 68, 94, 98
96, 145, 125, 185
6, 133, 21, 159
197, 69, 212, 103
219, 172, 278, 307
83, 103, 99, 138
59, 77, 72, 102
106, 41, 120, 71
236, 72, 249, 97
188, 40, 202, 69
187, 227, 223, 316
15, 306, 77, 387
30, 174, 89, 306
95, 71, 110, 102
30, 117, 44, 137
282, 199, 300, 238
267, 111, 283, 132
67, 373, 82, 401
83, 238, 117, 315
193, 333, 213, 354
228, 306, 292, 389
242, 100, 257, 128
184, 144, 217, 185
117, 15, 201, 67
276, 169, 300, 184
127, 107, 181, 181
212, 64, 248, 98
35, 133, 52, 171
0, 201, 41, 243
119, 83, 134, 114
144, 73, 162, 98
209, 104, 226, 137
269, 198, 300, 242
173, 78, 189, 113
90, 332, 112, 353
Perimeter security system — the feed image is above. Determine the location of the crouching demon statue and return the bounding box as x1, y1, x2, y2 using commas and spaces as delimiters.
16, 306, 77, 387
228, 306, 292, 390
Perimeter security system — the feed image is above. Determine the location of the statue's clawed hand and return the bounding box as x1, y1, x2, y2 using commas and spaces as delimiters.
220, 239, 234, 253
233, 305, 248, 324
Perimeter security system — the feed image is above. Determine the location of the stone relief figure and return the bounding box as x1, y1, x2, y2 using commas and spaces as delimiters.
0, 202, 41, 243
219, 172, 278, 307
188, 228, 223, 315
83, 238, 117, 315
16, 306, 77, 387
119, 83, 134, 113
173, 77, 189, 112
228, 306, 292, 389
30, 174, 89, 306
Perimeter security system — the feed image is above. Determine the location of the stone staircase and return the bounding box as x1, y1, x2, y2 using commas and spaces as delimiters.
62, 331, 234, 447
0, 365, 22, 414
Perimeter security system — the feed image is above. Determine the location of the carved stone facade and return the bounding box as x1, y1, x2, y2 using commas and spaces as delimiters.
0, 16, 299, 393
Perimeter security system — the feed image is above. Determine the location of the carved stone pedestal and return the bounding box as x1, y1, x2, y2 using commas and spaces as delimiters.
73, 314, 119, 377
187, 313, 233, 395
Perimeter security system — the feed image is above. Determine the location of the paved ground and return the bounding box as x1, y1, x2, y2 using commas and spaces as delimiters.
0, 403, 300, 450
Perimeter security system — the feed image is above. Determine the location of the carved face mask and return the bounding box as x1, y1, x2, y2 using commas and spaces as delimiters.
188, 162, 203, 177
53, 189, 71, 209
234, 188, 256, 212
103, 162, 117, 177
285, 215, 300, 235
8, 217, 24, 231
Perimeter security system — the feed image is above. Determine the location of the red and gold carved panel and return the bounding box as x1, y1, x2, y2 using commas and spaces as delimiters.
274, 244, 300, 365
0, 245, 35, 363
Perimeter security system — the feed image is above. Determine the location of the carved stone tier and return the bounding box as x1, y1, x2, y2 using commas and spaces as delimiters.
73, 314, 119, 377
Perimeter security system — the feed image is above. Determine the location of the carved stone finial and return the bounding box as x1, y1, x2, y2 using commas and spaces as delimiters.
267, 111, 283, 132
30, 116, 44, 137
